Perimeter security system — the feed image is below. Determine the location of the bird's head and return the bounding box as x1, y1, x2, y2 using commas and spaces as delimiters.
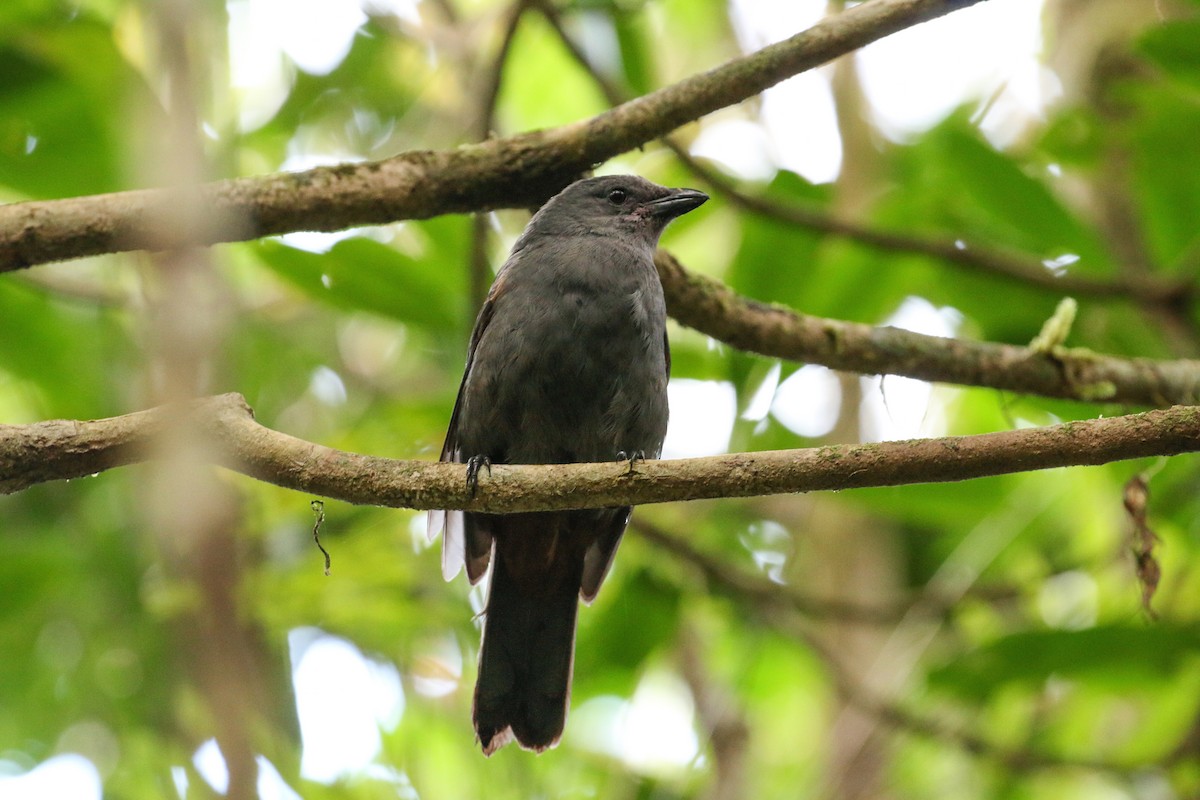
524, 175, 708, 246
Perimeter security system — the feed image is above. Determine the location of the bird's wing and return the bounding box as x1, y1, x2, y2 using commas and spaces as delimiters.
429, 279, 504, 581
663, 327, 671, 378
439, 294, 497, 464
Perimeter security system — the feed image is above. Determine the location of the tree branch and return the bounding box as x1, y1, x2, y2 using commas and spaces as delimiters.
656, 251, 1200, 406
2, 393, 1198, 510
0, 0, 986, 271
531, 7, 1200, 407
537, 2, 1191, 311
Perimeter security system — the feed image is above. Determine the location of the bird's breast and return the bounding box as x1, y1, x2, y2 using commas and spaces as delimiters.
458, 241, 669, 464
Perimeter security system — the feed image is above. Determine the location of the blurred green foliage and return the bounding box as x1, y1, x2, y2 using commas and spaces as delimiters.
1, 1, 1199, 799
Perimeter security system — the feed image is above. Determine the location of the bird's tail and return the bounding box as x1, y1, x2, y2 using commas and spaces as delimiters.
473, 522, 583, 755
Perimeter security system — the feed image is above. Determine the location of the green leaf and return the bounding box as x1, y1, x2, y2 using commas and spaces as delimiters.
243, 18, 419, 162
255, 220, 469, 333
919, 119, 1112, 270
612, 8, 653, 98
497, 14, 609, 132
0, 278, 132, 417
725, 171, 830, 312
576, 566, 681, 697
1038, 106, 1104, 167
0, 44, 117, 197
1124, 85, 1200, 267
930, 626, 1200, 698
1138, 20, 1200, 90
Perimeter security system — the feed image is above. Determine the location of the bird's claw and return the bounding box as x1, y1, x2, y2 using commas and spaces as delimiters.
466, 455, 492, 497
616, 450, 646, 476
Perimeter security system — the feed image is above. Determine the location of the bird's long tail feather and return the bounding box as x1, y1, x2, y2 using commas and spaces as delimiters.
473, 521, 583, 754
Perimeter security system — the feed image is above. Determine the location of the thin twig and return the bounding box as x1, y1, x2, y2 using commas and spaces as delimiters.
467, 0, 534, 311
534, 1, 626, 106
677, 625, 750, 800
633, 518, 909, 624
310, 499, 332, 576
673, 148, 1193, 307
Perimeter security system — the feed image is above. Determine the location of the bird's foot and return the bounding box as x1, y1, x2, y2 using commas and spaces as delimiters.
616, 450, 646, 476
466, 455, 492, 497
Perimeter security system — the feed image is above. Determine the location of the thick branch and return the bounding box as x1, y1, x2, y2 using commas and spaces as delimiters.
2, 393, 1197, 510
656, 252, 1200, 406
0, 0, 985, 271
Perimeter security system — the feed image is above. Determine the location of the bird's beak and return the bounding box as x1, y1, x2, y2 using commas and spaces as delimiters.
644, 188, 708, 219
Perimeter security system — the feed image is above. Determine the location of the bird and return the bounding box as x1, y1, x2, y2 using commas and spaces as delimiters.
427, 174, 707, 754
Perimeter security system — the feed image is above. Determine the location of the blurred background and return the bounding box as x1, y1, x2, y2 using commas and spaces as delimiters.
2, 0, 1199, 797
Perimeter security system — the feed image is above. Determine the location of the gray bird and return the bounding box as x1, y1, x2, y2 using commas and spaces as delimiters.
428, 174, 707, 754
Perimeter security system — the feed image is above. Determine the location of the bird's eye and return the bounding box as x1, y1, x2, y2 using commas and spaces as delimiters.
607, 188, 628, 205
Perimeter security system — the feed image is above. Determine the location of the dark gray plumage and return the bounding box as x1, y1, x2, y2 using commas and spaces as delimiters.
428, 174, 707, 754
